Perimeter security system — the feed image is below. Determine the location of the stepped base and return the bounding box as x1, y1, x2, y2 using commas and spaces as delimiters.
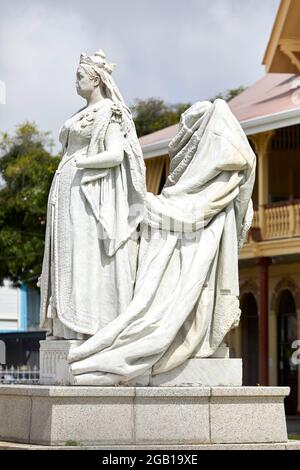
0, 385, 289, 446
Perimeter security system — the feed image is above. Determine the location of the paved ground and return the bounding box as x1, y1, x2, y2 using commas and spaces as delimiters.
0, 441, 300, 450
287, 416, 300, 436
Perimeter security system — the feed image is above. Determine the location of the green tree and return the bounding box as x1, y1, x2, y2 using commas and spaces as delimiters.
131, 98, 191, 137
131, 90, 245, 138
0, 122, 59, 287
210, 86, 246, 103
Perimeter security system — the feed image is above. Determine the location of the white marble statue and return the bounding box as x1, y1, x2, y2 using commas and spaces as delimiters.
40, 50, 256, 386
39, 50, 146, 339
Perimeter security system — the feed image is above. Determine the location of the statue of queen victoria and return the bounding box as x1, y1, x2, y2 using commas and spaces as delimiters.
39, 50, 256, 386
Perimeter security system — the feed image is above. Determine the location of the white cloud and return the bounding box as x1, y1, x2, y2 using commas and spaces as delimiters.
0, 0, 280, 149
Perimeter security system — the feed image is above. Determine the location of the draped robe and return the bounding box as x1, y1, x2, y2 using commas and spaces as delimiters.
67, 99, 256, 385
39, 98, 146, 337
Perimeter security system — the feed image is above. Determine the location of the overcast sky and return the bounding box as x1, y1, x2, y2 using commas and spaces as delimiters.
0, 0, 279, 150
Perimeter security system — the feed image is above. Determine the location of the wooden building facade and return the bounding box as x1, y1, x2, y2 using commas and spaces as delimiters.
140, 0, 300, 415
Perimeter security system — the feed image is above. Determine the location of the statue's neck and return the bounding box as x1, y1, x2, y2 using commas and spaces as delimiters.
86, 87, 106, 107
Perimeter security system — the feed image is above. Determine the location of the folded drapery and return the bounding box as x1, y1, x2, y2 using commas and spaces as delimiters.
68, 99, 256, 385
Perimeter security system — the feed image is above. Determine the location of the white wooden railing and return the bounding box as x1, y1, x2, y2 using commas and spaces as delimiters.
250, 200, 300, 240
0, 365, 39, 384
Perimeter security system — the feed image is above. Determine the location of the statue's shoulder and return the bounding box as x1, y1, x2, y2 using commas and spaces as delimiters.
93, 98, 119, 116
92, 99, 123, 128
91, 99, 114, 124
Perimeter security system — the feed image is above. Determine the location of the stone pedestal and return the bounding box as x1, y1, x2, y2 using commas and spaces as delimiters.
40, 340, 83, 385
0, 385, 289, 446
40, 340, 240, 386
151, 358, 242, 386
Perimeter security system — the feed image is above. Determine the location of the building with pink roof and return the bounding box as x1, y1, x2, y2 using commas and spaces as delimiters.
139, 0, 300, 415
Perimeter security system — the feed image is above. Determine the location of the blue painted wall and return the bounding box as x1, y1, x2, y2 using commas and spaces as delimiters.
0, 284, 40, 333
20, 283, 28, 331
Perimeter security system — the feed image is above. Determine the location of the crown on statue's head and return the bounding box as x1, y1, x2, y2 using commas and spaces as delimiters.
79, 50, 116, 75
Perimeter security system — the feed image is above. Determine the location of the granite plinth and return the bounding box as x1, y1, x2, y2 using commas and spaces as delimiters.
0, 385, 289, 446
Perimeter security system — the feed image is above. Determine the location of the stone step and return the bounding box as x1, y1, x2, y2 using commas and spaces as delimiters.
0, 385, 290, 446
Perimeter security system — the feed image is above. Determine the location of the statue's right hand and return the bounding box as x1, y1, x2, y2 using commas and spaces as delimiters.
75, 156, 88, 169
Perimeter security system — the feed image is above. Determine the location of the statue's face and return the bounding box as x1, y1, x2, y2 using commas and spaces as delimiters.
76, 66, 97, 99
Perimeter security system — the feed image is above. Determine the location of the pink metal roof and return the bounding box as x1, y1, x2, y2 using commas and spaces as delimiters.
139, 122, 179, 146
139, 73, 300, 147
228, 73, 300, 121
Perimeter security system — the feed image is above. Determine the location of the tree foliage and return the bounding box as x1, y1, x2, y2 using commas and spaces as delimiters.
131, 98, 191, 137
0, 122, 59, 287
209, 86, 246, 103
131, 88, 245, 138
